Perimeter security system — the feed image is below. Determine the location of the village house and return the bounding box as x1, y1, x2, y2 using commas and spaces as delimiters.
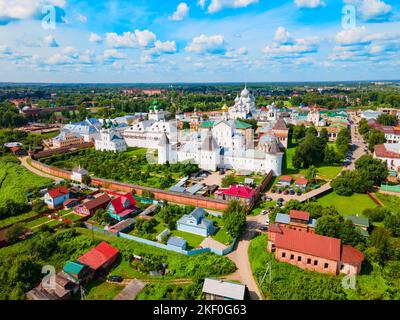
176, 207, 215, 237
272, 118, 289, 148
63, 260, 94, 285
77, 242, 120, 275
374, 143, 400, 177
106, 193, 140, 222
74, 193, 112, 216
63, 198, 80, 210
202, 278, 247, 300
345, 215, 370, 237
10, 146, 27, 156
294, 178, 308, 190
44, 187, 70, 209
215, 184, 256, 207
276, 176, 293, 188
275, 210, 317, 233
268, 224, 364, 275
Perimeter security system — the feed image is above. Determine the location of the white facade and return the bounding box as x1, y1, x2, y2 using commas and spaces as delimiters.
228, 86, 258, 119
123, 120, 178, 149
95, 128, 127, 152
158, 124, 283, 176
307, 110, 327, 127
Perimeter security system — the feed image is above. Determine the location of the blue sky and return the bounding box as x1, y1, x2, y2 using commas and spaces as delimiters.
0, 0, 399, 83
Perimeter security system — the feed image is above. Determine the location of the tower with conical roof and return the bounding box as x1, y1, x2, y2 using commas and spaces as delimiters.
149, 100, 165, 121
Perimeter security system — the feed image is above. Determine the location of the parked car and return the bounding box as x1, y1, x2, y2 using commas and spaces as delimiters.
277, 189, 282, 194
108, 275, 123, 283
260, 226, 269, 231
86, 195, 95, 200
265, 219, 270, 225
261, 210, 268, 215
277, 198, 284, 203
271, 189, 276, 194
266, 197, 273, 201
283, 190, 289, 195
296, 191, 302, 196
289, 190, 295, 195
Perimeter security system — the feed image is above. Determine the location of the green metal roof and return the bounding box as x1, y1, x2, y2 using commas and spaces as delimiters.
345, 215, 369, 228
199, 121, 215, 128
235, 120, 252, 129
63, 260, 87, 279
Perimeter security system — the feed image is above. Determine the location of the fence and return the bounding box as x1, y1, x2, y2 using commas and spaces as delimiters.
85, 223, 235, 256
380, 184, 400, 193
30, 159, 230, 211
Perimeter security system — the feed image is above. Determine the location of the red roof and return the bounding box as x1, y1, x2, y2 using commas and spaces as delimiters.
109, 193, 136, 214
78, 242, 119, 271
341, 245, 364, 265
268, 223, 283, 234
215, 185, 255, 199
279, 176, 293, 182
275, 228, 341, 261
290, 210, 310, 221
374, 144, 400, 159
10, 146, 22, 153
47, 187, 70, 199
295, 178, 308, 186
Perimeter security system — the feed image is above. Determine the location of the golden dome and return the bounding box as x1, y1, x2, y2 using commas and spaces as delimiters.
222, 103, 229, 112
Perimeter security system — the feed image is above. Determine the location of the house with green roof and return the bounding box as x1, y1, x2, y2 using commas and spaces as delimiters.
345, 215, 370, 237
63, 260, 93, 284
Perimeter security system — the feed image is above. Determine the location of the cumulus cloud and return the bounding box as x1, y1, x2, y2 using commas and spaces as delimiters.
198, 0, 207, 9
207, 0, 259, 13
0, 0, 66, 23
89, 33, 102, 43
169, 2, 190, 21
262, 27, 319, 58
294, 0, 326, 9
344, 0, 392, 21
153, 40, 177, 54
103, 49, 127, 60
45, 47, 95, 66
186, 34, 227, 54
134, 29, 157, 48
76, 14, 87, 23
43, 35, 59, 47
332, 26, 400, 62
105, 32, 136, 48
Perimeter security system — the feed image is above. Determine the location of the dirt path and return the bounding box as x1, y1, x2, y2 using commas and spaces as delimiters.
19, 156, 63, 182
226, 216, 264, 300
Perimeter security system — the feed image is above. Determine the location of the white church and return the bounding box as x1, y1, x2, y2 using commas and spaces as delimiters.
157, 118, 284, 176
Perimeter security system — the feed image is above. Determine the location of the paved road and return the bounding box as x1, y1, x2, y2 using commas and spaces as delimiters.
226, 215, 265, 300
345, 114, 369, 171
19, 156, 63, 182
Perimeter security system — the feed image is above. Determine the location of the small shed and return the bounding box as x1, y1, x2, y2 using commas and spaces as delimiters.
167, 236, 187, 250
202, 278, 247, 300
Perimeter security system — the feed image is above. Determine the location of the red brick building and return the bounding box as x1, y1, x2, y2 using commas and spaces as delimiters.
268, 224, 364, 276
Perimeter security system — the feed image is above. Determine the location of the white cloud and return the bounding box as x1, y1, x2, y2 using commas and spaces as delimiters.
186, 34, 227, 54
154, 40, 177, 54
103, 49, 126, 60
43, 35, 59, 47
45, 47, 94, 66
169, 2, 190, 21
89, 33, 102, 43
0, 0, 66, 22
274, 27, 292, 44
76, 14, 87, 23
294, 0, 326, 9
105, 32, 136, 48
262, 27, 319, 58
344, 0, 392, 21
198, 0, 207, 9
335, 26, 369, 45
134, 29, 157, 47
207, 0, 259, 13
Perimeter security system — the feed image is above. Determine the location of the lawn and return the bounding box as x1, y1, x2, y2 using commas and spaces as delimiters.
283, 145, 342, 181
170, 230, 205, 250
63, 213, 84, 222
83, 279, 124, 300
314, 191, 378, 216
124, 147, 148, 157
375, 193, 400, 215
212, 227, 232, 246
251, 200, 277, 216
24, 216, 52, 229
0, 158, 52, 206
0, 211, 38, 229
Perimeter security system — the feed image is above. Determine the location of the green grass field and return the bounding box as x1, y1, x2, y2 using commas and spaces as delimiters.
0, 211, 38, 229
0, 159, 51, 206
375, 193, 400, 215
170, 230, 205, 250
315, 191, 378, 216
284, 145, 342, 181
83, 279, 124, 300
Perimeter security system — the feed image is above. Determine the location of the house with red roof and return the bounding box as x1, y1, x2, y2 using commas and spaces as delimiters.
77, 242, 119, 274
44, 187, 70, 209
275, 210, 317, 233
106, 193, 140, 222
276, 176, 293, 187
215, 184, 256, 206
267, 224, 364, 276
294, 178, 308, 190
374, 143, 400, 177
74, 193, 111, 216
